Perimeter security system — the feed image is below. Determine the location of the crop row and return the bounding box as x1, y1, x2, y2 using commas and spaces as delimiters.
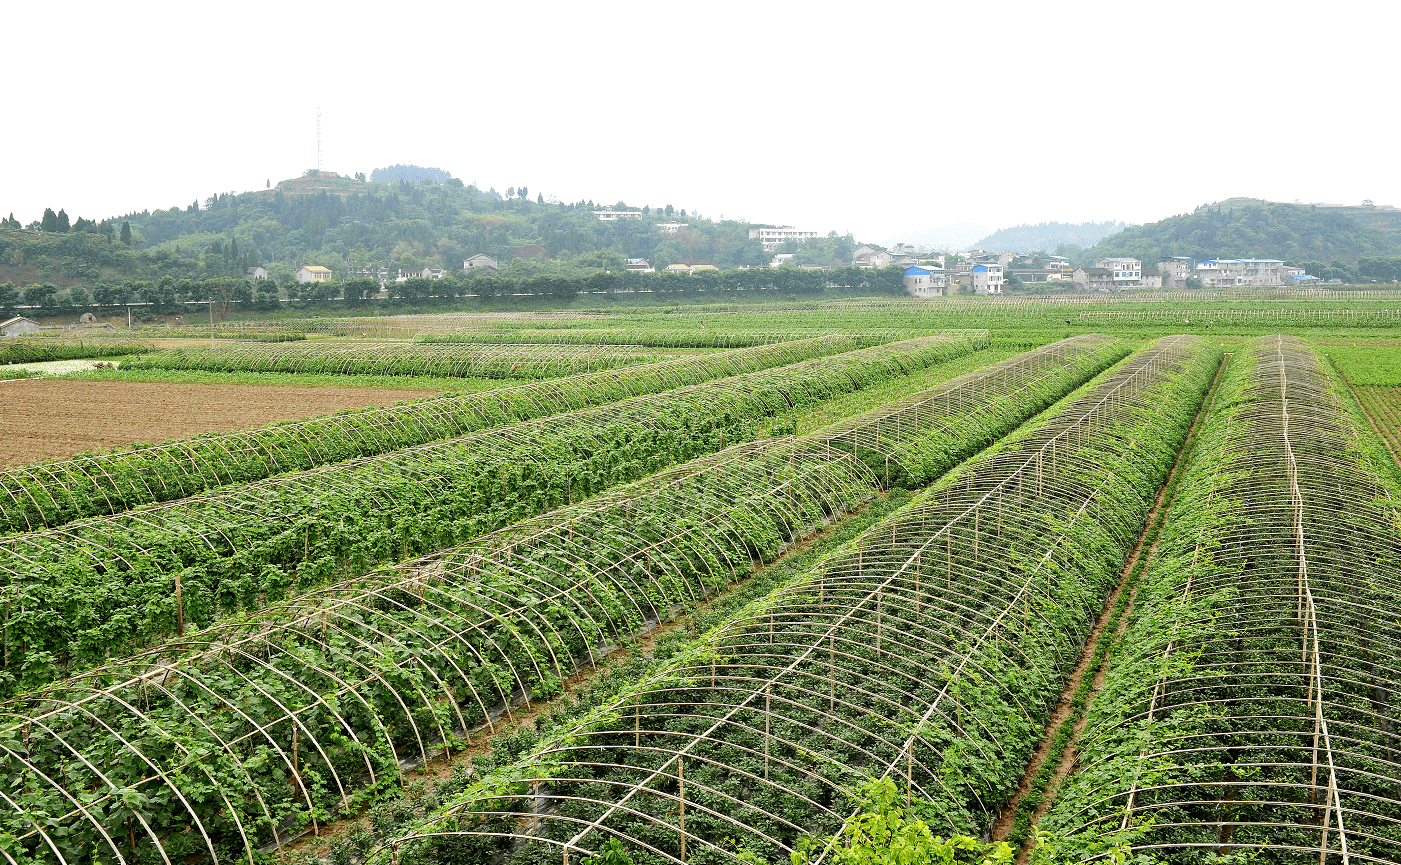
373, 336, 1220, 865
124, 341, 670, 378
0, 338, 152, 364
1042, 336, 1401, 863
0, 335, 1116, 865
1351, 385, 1401, 468
0, 335, 865, 533
0, 335, 1008, 690
418, 328, 927, 348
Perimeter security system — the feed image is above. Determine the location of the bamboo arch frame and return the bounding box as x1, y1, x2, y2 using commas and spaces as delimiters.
0, 438, 877, 864
0, 333, 1124, 864
382, 336, 1218, 865
1050, 336, 1401, 863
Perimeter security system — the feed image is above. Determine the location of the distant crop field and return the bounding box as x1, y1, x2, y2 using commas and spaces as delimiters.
1326, 345, 1401, 385
1354, 386, 1401, 464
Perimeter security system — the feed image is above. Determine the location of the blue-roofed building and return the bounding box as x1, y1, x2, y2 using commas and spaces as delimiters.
903, 265, 946, 298
971, 263, 1004, 295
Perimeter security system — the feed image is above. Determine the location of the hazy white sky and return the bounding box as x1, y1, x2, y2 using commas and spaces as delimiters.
6, 0, 1396, 243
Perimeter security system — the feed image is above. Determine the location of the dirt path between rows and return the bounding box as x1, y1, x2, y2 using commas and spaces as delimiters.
991, 355, 1227, 861
0, 379, 445, 467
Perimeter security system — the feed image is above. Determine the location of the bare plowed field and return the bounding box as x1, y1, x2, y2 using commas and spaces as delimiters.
0, 379, 445, 466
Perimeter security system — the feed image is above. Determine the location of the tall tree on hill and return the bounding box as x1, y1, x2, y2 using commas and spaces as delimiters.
40, 208, 58, 233
56, 209, 70, 232
119, 221, 132, 246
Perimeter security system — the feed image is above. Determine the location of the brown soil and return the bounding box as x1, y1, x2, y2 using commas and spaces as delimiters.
0, 379, 445, 467
991, 355, 1228, 861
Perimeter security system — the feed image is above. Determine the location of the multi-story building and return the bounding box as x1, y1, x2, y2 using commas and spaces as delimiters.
397, 267, 446, 281
464, 254, 499, 273
972, 263, 1004, 295
593, 207, 645, 221
968, 250, 1013, 268
624, 258, 654, 273
852, 245, 893, 268
1196, 259, 1289, 287
903, 266, 946, 298
1157, 257, 1193, 288
1095, 257, 1142, 287
749, 225, 818, 252
657, 221, 688, 235
1072, 267, 1118, 291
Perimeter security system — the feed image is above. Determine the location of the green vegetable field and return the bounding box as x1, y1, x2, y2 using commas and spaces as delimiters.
0, 295, 1399, 865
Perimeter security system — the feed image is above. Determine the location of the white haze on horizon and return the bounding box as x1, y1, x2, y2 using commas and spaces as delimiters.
5, 0, 1398, 244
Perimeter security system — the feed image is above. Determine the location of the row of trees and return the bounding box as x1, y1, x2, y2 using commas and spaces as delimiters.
0, 265, 910, 317
12, 208, 135, 245
0, 278, 282, 318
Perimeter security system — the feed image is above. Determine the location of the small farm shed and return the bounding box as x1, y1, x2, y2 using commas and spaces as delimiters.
0, 316, 40, 337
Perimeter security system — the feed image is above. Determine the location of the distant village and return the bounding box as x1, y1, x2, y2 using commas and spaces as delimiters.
886, 251, 1323, 298
255, 212, 1324, 299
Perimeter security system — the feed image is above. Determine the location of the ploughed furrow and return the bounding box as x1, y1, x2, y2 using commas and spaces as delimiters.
0, 335, 866, 534
0, 333, 1115, 865
1043, 336, 1401, 864
374, 336, 1218, 865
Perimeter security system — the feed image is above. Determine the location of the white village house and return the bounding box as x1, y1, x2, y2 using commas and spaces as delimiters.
295, 265, 333, 283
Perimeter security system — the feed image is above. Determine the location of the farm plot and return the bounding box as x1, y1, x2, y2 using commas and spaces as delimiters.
1351, 387, 1401, 467
0, 336, 1119, 865
0, 334, 1034, 688
1041, 336, 1401, 863
376, 336, 1220, 865
126, 341, 672, 378
0, 378, 450, 467
0, 335, 865, 533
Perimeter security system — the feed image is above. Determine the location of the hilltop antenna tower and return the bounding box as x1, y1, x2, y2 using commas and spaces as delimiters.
316, 107, 323, 171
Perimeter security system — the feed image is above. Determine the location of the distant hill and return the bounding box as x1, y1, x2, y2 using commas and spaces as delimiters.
1081, 201, 1401, 266
972, 221, 1128, 253
370, 164, 453, 184
887, 223, 992, 252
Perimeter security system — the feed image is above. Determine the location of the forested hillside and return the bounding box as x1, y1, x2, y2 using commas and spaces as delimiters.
972, 220, 1127, 253
1080, 201, 1401, 265
0, 170, 858, 292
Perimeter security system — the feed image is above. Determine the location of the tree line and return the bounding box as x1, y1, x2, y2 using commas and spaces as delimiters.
0, 266, 910, 318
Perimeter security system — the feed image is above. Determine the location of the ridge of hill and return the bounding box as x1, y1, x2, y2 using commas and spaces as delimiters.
0, 172, 820, 290
1079, 200, 1401, 265
972, 221, 1128, 254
